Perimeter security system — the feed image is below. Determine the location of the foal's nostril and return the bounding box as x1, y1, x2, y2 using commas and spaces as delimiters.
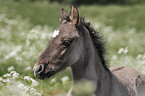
46, 61, 49, 66
37, 64, 44, 74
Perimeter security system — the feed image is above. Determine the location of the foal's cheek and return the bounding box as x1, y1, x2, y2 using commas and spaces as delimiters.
59, 49, 67, 58
50, 48, 59, 57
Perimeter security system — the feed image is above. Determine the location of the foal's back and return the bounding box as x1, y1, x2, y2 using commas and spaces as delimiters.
110, 66, 145, 96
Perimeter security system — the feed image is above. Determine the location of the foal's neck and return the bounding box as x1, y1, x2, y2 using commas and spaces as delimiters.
71, 41, 109, 82
70, 26, 113, 95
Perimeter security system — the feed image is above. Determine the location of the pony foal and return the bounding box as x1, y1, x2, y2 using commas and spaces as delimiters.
33, 6, 145, 96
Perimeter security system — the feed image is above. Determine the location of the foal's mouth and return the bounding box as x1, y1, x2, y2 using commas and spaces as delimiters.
36, 70, 55, 80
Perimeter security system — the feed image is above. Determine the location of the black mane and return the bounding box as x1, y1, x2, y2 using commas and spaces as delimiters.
81, 18, 108, 70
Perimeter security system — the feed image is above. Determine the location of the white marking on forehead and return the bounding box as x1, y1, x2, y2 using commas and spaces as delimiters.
52, 30, 60, 38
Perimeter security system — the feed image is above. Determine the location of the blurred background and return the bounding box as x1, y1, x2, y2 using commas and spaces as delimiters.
0, 0, 145, 96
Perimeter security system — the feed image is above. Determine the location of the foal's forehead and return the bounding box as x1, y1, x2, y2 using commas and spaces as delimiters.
56, 23, 77, 34
51, 23, 78, 40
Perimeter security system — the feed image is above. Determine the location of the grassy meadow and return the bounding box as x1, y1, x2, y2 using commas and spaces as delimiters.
0, 1, 145, 96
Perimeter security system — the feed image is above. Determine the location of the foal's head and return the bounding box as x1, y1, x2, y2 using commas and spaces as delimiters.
33, 6, 83, 79
33, 6, 106, 80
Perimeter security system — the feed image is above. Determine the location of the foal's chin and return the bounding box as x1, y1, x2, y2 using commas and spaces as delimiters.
36, 71, 56, 80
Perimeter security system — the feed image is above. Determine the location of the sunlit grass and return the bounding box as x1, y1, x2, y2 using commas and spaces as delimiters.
0, 1, 145, 95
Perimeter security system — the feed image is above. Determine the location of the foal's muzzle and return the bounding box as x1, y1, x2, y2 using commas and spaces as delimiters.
33, 63, 55, 79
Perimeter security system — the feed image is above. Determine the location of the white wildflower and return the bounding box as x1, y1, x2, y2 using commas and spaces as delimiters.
24, 76, 39, 86
112, 55, 118, 60
10, 71, 16, 75
5, 78, 10, 83
124, 47, 128, 54
24, 86, 30, 92
51, 78, 56, 83
118, 48, 124, 54
61, 76, 69, 83
24, 76, 31, 81
30, 88, 36, 93
2, 78, 11, 83
18, 83, 25, 88
8, 66, 15, 72
0, 82, 4, 86
137, 54, 142, 60
2, 79, 6, 82
3, 73, 11, 77
30, 78, 39, 87
34, 92, 42, 96
12, 73, 19, 78
0, 77, 3, 81
10, 71, 19, 78
118, 47, 128, 54
24, 66, 31, 71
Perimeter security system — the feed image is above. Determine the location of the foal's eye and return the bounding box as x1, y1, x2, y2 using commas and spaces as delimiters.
62, 40, 71, 47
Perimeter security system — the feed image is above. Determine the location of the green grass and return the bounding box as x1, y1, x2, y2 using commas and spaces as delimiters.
0, 0, 68, 28
80, 5, 145, 32
0, 1, 145, 95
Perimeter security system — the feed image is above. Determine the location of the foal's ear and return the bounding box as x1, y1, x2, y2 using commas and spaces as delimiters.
70, 5, 80, 25
59, 8, 70, 23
